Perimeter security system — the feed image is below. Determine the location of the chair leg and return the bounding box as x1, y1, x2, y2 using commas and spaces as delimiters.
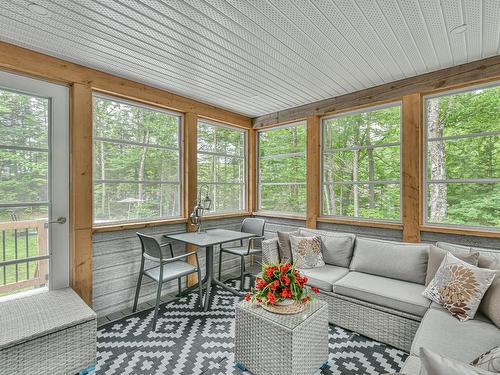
218, 249, 223, 281
240, 256, 245, 291
152, 280, 163, 331
178, 278, 182, 296
132, 271, 143, 312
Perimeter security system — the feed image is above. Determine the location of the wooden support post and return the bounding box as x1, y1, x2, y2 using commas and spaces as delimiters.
184, 112, 199, 286
306, 116, 321, 229
248, 129, 257, 213
402, 94, 422, 242
69, 83, 93, 305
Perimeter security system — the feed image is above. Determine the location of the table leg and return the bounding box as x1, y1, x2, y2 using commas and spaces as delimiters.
203, 245, 214, 311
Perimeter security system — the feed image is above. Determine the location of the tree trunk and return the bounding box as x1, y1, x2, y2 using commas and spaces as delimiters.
100, 141, 106, 213
427, 99, 447, 222
138, 126, 149, 201
366, 121, 375, 208
353, 149, 359, 216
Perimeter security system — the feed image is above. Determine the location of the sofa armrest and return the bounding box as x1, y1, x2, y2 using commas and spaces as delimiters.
262, 238, 280, 264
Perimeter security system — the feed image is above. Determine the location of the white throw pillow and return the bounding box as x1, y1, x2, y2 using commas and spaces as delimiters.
420, 347, 495, 375
289, 235, 325, 269
422, 252, 496, 321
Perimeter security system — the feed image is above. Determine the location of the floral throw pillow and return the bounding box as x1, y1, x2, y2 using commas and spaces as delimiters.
471, 346, 500, 372
423, 252, 496, 321
289, 235, 325, 269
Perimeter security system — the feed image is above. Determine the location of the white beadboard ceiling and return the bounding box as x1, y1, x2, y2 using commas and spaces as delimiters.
0, 0, 499, 117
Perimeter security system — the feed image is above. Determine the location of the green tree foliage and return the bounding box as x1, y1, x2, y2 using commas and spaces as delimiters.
197, 121, 246, 213
322, 105, 401, 220
93, 96, 181, 223
426, 85, 500, 228
258, 124, 307, 213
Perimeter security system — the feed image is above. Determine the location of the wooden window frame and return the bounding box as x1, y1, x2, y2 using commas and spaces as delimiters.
256, 121, 308, 217
197, 118, 249, 216
92, 93, 184, 227
319, 101, 403, 224
421, 81, 500, 234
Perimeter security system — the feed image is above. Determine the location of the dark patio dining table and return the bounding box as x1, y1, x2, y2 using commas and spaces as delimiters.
164, 228, 256, 311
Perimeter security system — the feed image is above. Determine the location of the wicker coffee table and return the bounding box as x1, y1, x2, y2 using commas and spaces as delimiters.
235, 299, 329, 375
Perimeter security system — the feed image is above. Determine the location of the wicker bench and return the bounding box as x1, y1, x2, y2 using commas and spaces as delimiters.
0, 288, 97, 375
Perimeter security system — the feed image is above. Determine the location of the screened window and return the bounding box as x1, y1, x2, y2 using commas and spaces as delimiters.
321, 104, 402, 220
258, 123, 307, 214
424, 84, 500, 229
197, 120, 246, 214
93, 95, 182, 224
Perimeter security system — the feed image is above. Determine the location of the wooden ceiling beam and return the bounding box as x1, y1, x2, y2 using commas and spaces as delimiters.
253, 55, 500, 128
0, 41, 252, 129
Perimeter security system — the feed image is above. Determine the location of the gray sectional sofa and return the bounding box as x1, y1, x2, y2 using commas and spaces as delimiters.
261, 227, 500, 374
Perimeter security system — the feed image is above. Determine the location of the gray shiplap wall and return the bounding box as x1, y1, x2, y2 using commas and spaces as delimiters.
255, 216, 306, 239
92, 216, 249, 317
256, 215, 404, 242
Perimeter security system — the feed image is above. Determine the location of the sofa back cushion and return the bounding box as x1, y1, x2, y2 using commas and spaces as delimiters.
350, 237, 430, 284
425, 244, 479, 286
277, 230, 300, 262
299, 228, 356, 267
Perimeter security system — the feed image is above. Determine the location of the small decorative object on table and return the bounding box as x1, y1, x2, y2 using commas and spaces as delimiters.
245, 262, 319, 315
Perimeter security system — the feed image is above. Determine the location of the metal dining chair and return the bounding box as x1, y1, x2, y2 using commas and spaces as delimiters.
218, 218, 266, 290
133, 233, 203, 330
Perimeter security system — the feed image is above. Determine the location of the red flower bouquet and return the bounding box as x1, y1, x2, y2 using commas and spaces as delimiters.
245, 262, 318, 307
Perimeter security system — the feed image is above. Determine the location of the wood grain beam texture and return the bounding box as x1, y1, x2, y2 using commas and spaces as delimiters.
306, 116, 320, 229
253, 55, 500, 128
402, 94, 421, 243
184, 112, 199, 287
70, 83, 93, 305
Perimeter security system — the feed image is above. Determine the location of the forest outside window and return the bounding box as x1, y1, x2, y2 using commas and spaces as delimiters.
258, 123, 307, 214
321, 104, 402, 221
93, 95, 182, 224
197, 120, 246, 214
424, 83, 500, 229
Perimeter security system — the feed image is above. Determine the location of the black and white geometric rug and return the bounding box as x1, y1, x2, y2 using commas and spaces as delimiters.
96, 281, 408, 375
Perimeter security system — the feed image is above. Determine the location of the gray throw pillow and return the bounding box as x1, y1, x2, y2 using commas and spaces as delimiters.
471, 346, 500, 372
276, 230, 299, 263
299, 228, 355, 267
479, 268, 500, 329
420, 347, 495, 375
425, 244, 480, 286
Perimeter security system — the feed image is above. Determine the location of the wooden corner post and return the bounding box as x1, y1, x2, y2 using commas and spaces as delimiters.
306, 116, 321, 229
70, 83, 93, 305
184, 112, 199, 286
402, 94, 422, 242
248, 129, 257, 213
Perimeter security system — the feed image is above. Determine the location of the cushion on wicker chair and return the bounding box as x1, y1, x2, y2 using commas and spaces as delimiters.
333, 272, 430, 316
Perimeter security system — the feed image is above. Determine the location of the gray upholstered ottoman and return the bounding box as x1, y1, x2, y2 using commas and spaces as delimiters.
235, 299, 329, 375
0, 288, 96, 375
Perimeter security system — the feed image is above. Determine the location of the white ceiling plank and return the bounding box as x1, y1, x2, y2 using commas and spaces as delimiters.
482, 0, 500, 56
0, 0, 496, 117
440, 0, 468, 65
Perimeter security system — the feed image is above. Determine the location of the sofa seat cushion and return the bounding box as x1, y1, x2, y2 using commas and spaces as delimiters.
350, 237, 430, 284
411, 306, 500, 362
333, 272, 431, 317
401, 355, 421, 375
299, 265, 349, 292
